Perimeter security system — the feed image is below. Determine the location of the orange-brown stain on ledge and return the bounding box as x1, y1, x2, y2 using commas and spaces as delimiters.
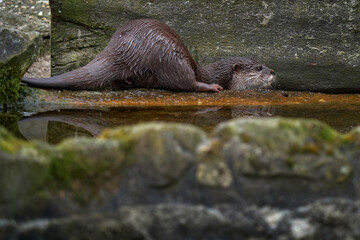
34, 89, 360, 107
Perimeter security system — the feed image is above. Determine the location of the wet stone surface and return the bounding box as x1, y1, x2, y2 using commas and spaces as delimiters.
20, 89, 360, 109
0, 0, 50, 36
7, 103, 360, 144
2, 89, 360, 143
0, 0, 52, 79
0, 0, 50, 105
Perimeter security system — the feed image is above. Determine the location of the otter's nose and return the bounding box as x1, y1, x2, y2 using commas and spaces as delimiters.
270, 69, 275, 75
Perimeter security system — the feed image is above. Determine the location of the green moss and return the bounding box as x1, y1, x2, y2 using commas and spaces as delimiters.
0, 127, 29, 154
315, 126, 339, 142
52, 138, 124, 174
43, 138, 127, 206
285, 157, 295, 169
50, 149, 116, 186
0, 30, 42, 106
278, 121, 308, 138
278, 119, 339, 143
342, 127, 360, 145
0, 134, 51, 207
0, 128, 129, 207
49, 151, 79, 188
0, 66, 22, 105
215, 118, 352, 181
0, 113, 22, 139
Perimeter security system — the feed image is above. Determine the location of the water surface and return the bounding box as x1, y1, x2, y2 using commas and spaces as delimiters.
2, 102, 358, 144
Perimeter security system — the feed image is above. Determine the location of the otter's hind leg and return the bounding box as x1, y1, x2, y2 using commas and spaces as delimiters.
154, 63, 223, 92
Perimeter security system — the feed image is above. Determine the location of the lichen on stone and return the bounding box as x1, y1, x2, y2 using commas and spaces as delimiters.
0, 28, 43, 106
214, 118, 352, 182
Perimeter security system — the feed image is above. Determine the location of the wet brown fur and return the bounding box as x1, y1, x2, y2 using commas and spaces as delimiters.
22, 19, 275, 92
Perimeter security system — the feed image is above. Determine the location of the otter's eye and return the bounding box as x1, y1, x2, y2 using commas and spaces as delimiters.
256, 66, 263, 71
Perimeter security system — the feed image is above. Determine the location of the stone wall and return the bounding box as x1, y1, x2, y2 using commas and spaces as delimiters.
50, 0, 360, 92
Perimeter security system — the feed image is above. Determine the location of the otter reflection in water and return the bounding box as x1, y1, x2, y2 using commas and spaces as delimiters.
18, 106, 275, 143
23, 19, 275, 92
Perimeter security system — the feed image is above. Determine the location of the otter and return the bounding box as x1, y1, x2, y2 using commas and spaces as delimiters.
22, 19, 275, 92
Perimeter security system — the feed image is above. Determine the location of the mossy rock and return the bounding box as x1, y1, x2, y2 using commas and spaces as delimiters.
213, 118, 352, 182
0, 126, 127, 213
101, 122, 207, 187
0, 28, 43, 106
0, 128, 50, 208
1, 119, 360, 220
343, 127, 360, 146
49, 137, 126, 187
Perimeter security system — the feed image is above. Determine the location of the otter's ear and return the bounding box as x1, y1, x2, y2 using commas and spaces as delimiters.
233, 64, 243, 72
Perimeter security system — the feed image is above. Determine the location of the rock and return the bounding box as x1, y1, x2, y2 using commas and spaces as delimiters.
0, 127, 51, 219
0, 123, 207, 218
51, 137, 127, 187
2, 200, 360, 240
0, 0, 51, 105
303, 199, 360, 239
49, 0, 359, 92
0, 119, 359, 228
0, 0, 50, 37
0, 27, 43, 105
101, 122, 206, 187
0, 204, 272, 240
0, 126, 127, 219
196, 139, 233, 187
0, 112, 22, 138
344, 126, 360, 147
212, 118, 352, 182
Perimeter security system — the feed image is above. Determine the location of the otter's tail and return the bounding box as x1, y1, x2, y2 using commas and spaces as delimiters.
22, 56, 118, 90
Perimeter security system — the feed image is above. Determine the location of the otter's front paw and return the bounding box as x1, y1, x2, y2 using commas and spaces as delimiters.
209, 84, 223, 93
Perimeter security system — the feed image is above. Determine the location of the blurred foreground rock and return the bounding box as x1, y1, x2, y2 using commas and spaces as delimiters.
2, 200, 360, 240
1, 118, 360, 239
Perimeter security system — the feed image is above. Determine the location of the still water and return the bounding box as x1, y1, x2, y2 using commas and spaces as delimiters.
2, 102, 360, 144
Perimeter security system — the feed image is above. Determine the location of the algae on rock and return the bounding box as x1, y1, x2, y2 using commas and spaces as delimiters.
101, 122, 207, 187
212, 118, 352, 182
0, 118, 359, 220
0, 28, 43, 106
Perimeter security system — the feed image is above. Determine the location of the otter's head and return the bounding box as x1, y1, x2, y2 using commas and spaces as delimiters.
229, 57, 275, 90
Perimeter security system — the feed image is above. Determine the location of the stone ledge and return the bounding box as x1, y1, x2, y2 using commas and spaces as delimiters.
22, 88, 360, 111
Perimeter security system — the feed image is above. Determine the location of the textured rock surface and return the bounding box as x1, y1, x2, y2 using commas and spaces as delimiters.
0, 0, 51, 106
0, 0, 50, 37
213, 118, 352, 181
1, 118, 360, 214
0, 29, 42, 69
0, 28, 43, 104
49, 0, 360, 92
1, 118, 360, 239
2, 200, 360, 240
101, 123, 206, 187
